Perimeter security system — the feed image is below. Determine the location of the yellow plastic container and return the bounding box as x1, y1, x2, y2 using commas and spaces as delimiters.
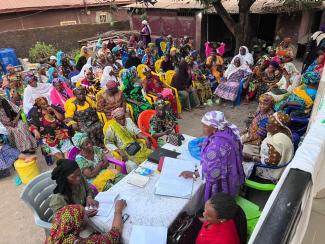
14, 159, 40, 184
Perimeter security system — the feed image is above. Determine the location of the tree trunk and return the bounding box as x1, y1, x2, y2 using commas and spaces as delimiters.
236, 0, 256, 51
211, 0, 236, 35
235, 11, 251, 51
212, 0, 256, 53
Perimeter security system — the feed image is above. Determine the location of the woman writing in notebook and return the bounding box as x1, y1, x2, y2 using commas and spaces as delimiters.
179, 111, 245, 202
49, 159, 98, 215
47, 200, 127, 243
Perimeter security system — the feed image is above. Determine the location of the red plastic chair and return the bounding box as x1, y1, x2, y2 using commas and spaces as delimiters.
137, 110, 180, 149
67, 147, 128, 174
137, 110, 158, 149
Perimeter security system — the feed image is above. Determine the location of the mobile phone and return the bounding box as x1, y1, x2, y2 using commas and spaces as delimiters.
122, 213, 130, 223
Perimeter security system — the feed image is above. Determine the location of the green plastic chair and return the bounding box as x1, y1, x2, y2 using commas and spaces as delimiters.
245, 179, 275, 191
235, 195, 261, 238
21, 111, 28, 123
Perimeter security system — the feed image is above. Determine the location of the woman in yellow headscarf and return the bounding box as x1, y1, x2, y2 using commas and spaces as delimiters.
76, 46, 91, 72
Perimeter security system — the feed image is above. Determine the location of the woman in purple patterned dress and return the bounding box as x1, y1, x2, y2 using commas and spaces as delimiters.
180, 111, 245, 202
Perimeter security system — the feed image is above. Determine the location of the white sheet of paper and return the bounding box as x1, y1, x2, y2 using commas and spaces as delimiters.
129, 225, 168, 244
155, 157, 195, 199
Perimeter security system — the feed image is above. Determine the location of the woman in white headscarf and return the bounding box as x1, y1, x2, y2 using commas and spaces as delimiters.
140, 20, 152, 47
180, 111, 245, 202
71, 57, 93, 85
23, 73, 52, 114
214, 57, 251, 102
232, 46, 254, 67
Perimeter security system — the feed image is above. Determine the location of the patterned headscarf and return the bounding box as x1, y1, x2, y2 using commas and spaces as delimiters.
72, 132, 88, 149
24, 72, 37, 84
6, 64, 14, 71
269, 112, 292, 138
154, 99, 165, 109
47, 204, 84, 244
143, 66, 151, 75
259, 94, 274, 107
301, 71, 320, 85
111, 107, 125, 119
201, 111, 240, 140
52, 77, 64, 86
34, 97, 48, 107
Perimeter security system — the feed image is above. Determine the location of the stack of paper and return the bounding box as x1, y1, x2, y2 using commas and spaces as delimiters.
127, 173, 150, 187
155, 157, 195, 199
94, 192, 119, 217
129, 225, 168, 244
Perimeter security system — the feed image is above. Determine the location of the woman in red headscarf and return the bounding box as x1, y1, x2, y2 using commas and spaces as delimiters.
96, 80, 126, 121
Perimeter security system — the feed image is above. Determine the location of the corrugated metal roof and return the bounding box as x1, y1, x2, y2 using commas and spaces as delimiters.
0, 0, 133, 14
124, 0, 324, 13
124, 0, 203, 10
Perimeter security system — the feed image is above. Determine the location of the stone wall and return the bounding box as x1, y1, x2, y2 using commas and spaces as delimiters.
0, 21, 130, 58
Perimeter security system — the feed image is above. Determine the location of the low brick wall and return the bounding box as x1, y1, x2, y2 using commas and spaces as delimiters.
0, 21, 130, 58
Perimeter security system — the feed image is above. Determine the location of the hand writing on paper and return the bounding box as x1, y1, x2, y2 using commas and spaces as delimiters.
179, 171, 194, 179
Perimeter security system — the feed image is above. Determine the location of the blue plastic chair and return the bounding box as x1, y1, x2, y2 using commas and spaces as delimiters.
234, 77, 248, 106
188, 137, 205, 160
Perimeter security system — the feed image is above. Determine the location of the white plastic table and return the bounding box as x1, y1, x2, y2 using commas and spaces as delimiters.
89, 134, 204, 243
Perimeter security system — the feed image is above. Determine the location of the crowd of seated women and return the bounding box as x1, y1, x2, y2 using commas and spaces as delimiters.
1, 29, 324, 243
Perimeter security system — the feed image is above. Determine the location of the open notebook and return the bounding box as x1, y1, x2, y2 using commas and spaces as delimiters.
94, 192, 119, 218
155, 157, 195, 199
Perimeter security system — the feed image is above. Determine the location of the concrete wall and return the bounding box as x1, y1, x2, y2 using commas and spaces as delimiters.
0, 7, 129, 32
0, 21, 130, 58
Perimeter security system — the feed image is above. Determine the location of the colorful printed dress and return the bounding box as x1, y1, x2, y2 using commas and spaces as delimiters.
76, 78, 102, 101
214, 69, 250, 102
149, 111, 177, 146
0, 111, 37, 153
192, 70, 213, 104
4, 72, 25, 106
274, 84, 317, 113
28, 105, 72, 155
104, 118, 152, 165
143, 75, 177, 113
47, 205, 121, 243
75, 146, 123, 192
65, 97, 104, 147
121, 67, 152, 120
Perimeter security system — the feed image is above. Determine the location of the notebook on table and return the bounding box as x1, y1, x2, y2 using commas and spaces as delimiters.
148, 148, 180, 164
155, 157, 195, 199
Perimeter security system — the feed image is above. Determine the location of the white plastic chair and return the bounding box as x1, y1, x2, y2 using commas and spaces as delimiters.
20, 171, 56, 236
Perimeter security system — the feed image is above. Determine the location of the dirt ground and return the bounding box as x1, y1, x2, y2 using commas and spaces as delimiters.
0, 101, 257, 243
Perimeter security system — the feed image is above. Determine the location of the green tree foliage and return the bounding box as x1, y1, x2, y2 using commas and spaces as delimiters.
29, 42, 57, 63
